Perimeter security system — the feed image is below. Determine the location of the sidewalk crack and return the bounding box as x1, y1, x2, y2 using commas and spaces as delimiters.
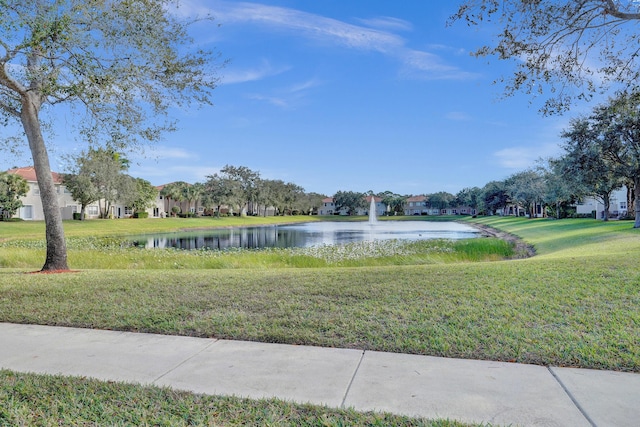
341, 350, 366, 409
152, 339, 219, 384
548, 367, 597, 427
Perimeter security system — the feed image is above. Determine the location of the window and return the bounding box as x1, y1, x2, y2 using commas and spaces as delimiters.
87, 206, 99, 216
620, 202, 627, 210
23, 205, 33, 220
125, 207, 133, 216
33, 185, 40, 195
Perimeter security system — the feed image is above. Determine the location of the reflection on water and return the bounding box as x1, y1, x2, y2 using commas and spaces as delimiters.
130, 221, 480, 250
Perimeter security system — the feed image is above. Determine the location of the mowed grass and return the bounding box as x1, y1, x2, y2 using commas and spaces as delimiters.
0, 215, 638, 425
0, 370, 471, 427
0, 215, 638, 371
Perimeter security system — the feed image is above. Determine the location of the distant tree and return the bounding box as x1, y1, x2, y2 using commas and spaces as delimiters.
427, 192, 456, 210
122, 177, 158, 216
220, 165, 260, 215
540, 159, 582, 219
333, 190, 366, 215
455, 187, 482, 214
482, 181, 510, 215
380, 191, 405, 216
0, 0, 222, 271
62, 174, 99, 220
452, 1, 640, 114
0, 172, 29, 219
67, 148, 131, 218
506, 170, 547, 218
183, 183, 204, 216
294, 192, 325, 215
161, 182, 189, 217
281, 182, 305, 215
203, 173, 237, 217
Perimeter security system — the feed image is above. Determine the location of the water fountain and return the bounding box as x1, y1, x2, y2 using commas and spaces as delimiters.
368, 196, 378, 224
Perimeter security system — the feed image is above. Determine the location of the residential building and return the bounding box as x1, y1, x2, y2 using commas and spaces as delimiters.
364, 195, 386, 217
319, 197, 337, 215
319, 195, 386, 216
6, 167, 78, 221
6, 166, 164, 220
404, 195, 427, 215
575, 187, 629, 219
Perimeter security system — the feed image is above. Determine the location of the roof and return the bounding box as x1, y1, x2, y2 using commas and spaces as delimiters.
7, 166, 63, 184
406, 195, 427, 202
365, 195, 382, 203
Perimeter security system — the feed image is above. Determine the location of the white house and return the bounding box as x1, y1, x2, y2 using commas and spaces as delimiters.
6, 166, 164, 220
575, 187, 629, 219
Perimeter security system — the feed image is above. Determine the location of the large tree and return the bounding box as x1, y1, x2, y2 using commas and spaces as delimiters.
452, 1, 640, 114
62, 173, 98, 220
0, 0, 221, 271
121, 177, 158, 216
68, 148, 131, 219
203, 173, 237, 217
333, 190, 366, 216
559, 117, 625, 221
482, 180, 510, 215
220, 165, 260, 216
587, 91, 640, 227
506, 170, 547, 219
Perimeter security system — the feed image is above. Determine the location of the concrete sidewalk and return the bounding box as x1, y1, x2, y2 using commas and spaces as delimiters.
1, 323, 638, 426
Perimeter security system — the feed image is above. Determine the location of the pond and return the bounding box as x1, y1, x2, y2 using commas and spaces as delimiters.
129, 221, 481, 250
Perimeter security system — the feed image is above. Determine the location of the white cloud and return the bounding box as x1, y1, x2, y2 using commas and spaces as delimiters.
494, 143, 561, 170
246, 93, 289, 108
147, 146, 195, 160
184, 0, 475, 80
247, 78, 323, 108
221, 60, 290, 84
355, 16, 413, 32
445, 111, 472, 121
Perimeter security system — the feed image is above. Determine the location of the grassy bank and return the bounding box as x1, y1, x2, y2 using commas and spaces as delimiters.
1, 215, 638, 425
0, 216, 638, 371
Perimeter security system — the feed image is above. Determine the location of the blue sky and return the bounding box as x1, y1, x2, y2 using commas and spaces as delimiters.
3, 0, 576, 196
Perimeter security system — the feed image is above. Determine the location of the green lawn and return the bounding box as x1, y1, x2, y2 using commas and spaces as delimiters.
0, 215, 638, 426
0, 370, 470, 427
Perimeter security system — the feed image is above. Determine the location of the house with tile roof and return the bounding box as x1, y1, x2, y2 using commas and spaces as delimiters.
404, 195, 428, 215
6, 167, 165, 220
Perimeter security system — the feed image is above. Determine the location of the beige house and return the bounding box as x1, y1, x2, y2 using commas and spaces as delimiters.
6, 166, 164, 220
404, 195, 428, 215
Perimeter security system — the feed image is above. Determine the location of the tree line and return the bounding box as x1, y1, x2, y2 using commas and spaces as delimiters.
160, 165, 325, 217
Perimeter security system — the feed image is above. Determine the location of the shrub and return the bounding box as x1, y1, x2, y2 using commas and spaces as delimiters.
73, 213, 83, 220
133, 212, 149, 219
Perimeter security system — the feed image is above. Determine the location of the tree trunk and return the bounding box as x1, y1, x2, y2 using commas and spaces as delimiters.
627, 181, 638, 218
634, 176, 640, 228
21, 94, 69, 271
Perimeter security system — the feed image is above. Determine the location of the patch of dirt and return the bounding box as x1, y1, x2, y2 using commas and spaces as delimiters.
27, 270, 81, 275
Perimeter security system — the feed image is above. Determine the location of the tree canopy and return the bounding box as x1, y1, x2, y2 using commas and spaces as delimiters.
333, 191, 366, 215
452, 0, 640, 114
0, 172, 29, 219
0, 0, 222, 270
